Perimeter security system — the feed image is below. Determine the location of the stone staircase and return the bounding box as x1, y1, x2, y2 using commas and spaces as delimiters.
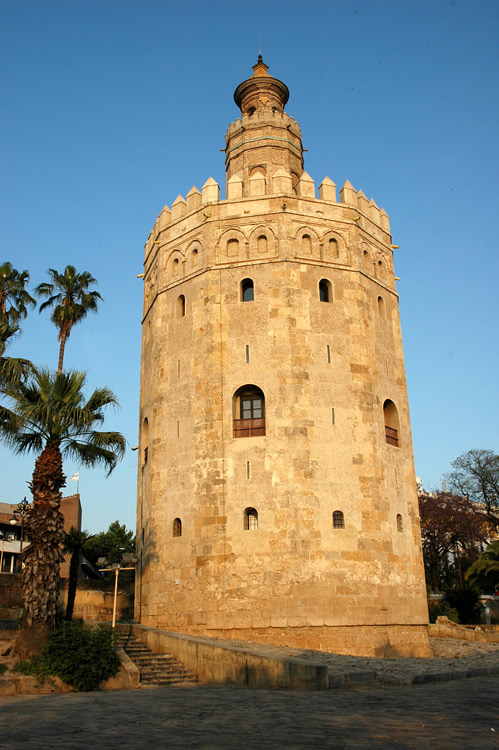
116, 634, 199, 687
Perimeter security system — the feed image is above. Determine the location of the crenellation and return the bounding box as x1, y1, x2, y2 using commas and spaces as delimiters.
380, 208, 390, 233
296, 171, 315, 198
171, 195, 187, 222
186, 186, 202, 212
202, 177, 220, 204
357, 189, 370, 215
158, 204, 171, 231
318, 176, 336, 202
227, 173, 244, 200
272, 169, 293, 195
249, 171, 265, 196
368, 198, 381, 224
340, 180, 358, 207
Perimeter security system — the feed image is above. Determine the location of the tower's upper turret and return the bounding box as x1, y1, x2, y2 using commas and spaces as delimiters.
233, 54, 289, 116
225, 57, 304, 195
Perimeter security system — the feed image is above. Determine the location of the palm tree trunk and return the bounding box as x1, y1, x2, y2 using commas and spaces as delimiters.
57, 331, 67, 374
23, 441, 66, 629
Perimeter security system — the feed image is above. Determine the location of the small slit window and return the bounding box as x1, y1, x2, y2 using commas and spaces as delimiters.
319, 279, 332, 302
177, 294, 185, 317
241, 278, 254, 302
172, 258, 179, 276
173, 518, 182, 537
244, 507, 258, 530
396, 514, 403, 532
377, 296, 386, 318
333, 510, 345, 529
383, 399, 400, 447
142, 417, 149, 465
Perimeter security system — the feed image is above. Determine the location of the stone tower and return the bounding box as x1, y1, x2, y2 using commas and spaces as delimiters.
136, 57, 430, 657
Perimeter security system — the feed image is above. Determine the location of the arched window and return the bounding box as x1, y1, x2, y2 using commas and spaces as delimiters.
377, 296, 386, 319
227, 238, 239, 257
332, 510, 345, 529
383, 399, 400, 447
244, 507, 258, 530
233, 385, 265, 437
257, 235, 268, 254
396, 514, 403, 532
172, 258, 179, 276
301, 234, 312, 253
173, 518, 182, 537
319, 279, 332, 303
177, 294, 185, 317
142, 417, 149, 465
241, 278, 254, 302
191, 248, 199, 267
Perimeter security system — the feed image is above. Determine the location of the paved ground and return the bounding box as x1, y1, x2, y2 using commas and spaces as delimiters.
216, 635, 499, 684
1, 674, 498, 749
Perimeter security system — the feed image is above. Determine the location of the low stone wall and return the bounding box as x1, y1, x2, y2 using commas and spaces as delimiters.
0, 573, 135, 624
59, 583, 134, 623
428, 617, 499, 643
117, 623, 329, 690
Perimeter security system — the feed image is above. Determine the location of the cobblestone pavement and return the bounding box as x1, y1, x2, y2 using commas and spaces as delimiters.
204, 635, 499, 684
1, 674, 498, 749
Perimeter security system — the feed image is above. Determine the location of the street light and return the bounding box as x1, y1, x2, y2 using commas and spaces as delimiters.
10, 496, 30, 565
97, 552, 138, 628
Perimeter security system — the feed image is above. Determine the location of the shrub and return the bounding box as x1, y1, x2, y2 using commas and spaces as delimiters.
427, 599, 460, 624
14, 621, 120, 691
443, 584, 482, 624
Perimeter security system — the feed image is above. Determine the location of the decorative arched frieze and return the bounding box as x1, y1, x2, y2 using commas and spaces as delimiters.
248, 225, 277, 258
321, 230, 349, 265
186, 240, 203, 270
166, 249, 186, 280
217, 227, 248, 263
294, 226, 320, 260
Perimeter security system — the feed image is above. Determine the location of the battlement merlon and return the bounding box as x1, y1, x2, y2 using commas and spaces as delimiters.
143, 175, 391, 264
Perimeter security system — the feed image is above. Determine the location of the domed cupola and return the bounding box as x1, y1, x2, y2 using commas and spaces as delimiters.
233, 54, 289, 116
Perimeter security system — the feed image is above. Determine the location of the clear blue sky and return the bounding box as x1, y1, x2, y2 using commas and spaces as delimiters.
1, 0, 498, 534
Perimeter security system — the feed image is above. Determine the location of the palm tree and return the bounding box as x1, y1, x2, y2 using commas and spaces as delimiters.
0, 262, 36, 323
0, 367, 125, 646
35, 265, 102, 373
465, 540, 499, 592
63, 527, 94, 622
0, 318, 32, 388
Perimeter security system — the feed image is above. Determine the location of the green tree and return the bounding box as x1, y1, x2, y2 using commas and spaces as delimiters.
445, 449, 499, 524
0, 261, 36, 323
35, 265, 102, 373
63, 527, 94, 622
0, 367, 125, 652
418, 492, 489, 593
465, 540, 499, 593
0, 318, 32, 388
84, 521, 135, 565
0, 262, 34, 387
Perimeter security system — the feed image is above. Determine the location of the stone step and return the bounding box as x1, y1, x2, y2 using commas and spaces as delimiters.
116, 634, 199, 687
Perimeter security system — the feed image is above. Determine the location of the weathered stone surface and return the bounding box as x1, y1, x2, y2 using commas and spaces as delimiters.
136, 58, 429, 658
